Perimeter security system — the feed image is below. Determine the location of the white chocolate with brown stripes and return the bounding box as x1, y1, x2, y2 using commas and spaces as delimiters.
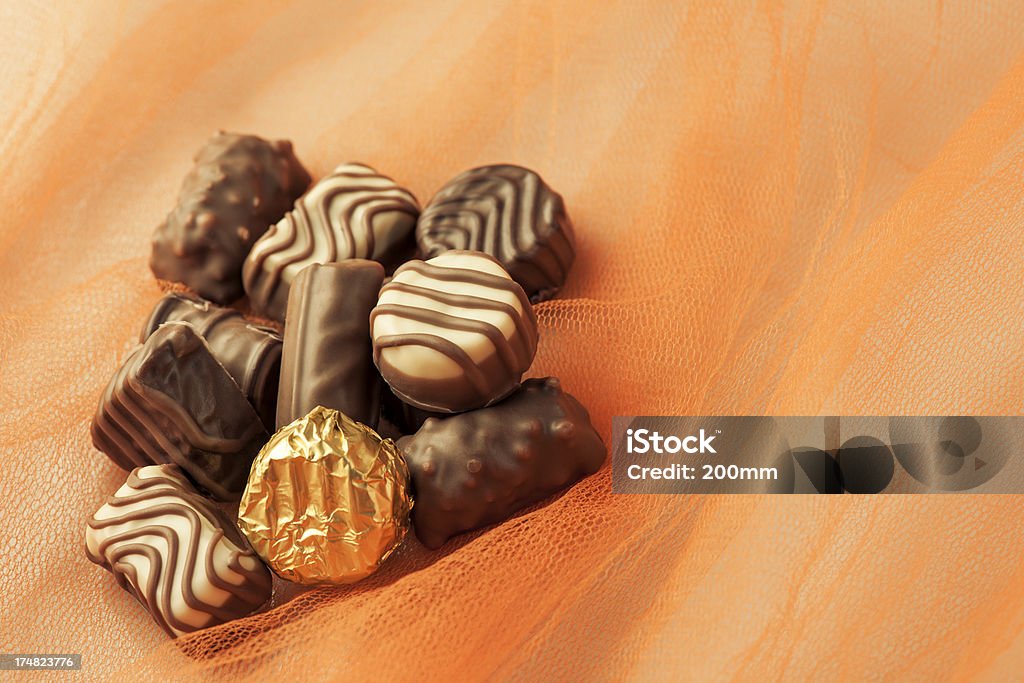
370, 250, 538, 413
242, 162, 419, 321
85, 465, 271, 638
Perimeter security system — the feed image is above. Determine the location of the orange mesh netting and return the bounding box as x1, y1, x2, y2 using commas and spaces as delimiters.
3, 1, 1024, 680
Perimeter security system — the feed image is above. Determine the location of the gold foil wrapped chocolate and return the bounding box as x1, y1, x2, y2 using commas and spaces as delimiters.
238, 406, 412, 584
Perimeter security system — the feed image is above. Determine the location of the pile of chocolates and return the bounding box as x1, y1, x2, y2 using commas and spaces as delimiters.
85, 131, 606, 638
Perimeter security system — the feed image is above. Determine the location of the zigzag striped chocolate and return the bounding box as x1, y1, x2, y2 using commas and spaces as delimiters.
140, 292, 283, 429
243, 162, 420, 321
370, 250, 538, 413
86, 465, 272, 637
416, 164, 575, 303
91, 322, 268, 501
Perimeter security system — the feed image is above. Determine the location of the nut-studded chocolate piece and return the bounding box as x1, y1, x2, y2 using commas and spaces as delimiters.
243, 162, 419, 321
399, 377, 606, 549
416, 164, 575, 302
140, 292, 283, 429
91, 322, 269, 501
150, 131, 311, 303
277, 261, 385, 430
86, 465, 272, 638
370, 251, 538, 414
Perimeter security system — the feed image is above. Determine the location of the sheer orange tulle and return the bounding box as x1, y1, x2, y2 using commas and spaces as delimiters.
4, 1, 1024, 680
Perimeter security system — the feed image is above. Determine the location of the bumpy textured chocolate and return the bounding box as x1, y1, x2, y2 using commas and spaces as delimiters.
277, 261, 385, 429
416, 164, 575, 302
150, 131, 311, 303
86, 465, 272, 638
370, 251, 538, 413
140, 292, 282, 428
399, 377, 606, 549
242, 162, 419, 321
91, 322, 269, 501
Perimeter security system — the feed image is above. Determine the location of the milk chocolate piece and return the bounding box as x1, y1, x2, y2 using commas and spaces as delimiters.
91, 322, 269, 500
399, 377, 606, 549
370, 251, 538, 413
86, 465, 272, 637
140, 292, 283, 428
243, 162, 419, 321
151, 132, 311, 303
277, 261, 385, 429
416, 164, 575, 302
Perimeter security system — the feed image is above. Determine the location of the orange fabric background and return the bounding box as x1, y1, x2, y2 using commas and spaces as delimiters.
3, 1, 1024, 680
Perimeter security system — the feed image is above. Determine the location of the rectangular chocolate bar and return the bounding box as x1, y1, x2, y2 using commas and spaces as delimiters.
277, 260, 385, 429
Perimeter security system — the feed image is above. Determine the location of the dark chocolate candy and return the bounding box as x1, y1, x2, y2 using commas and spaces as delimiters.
277, 261, 385, 429
243, 162, 419, 321
140, 292, 282, 428
86, 465, 272, 638
398, 377, 606, 549
416, 164, 575, 303
150, 131, 311, 303
91, 322, 269, 500
379, 385, 445, 436
371, 251, 538, 414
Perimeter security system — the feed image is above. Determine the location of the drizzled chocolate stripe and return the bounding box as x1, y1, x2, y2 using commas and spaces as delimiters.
311, 182, 414, 258
370, 251, 538, 413
416, 164, 576, 302
85, 465, 272, 638
245, 198, 318, 303
91, 484, 264, 633
248, 186, 413, 291
394, 258, 537, 305
371, 304, 524, 379
93, 348, 168, 470
374, 332, 494, 399
243, 162, 419, 321
378, 259, 538, 365
381, 281, 536, 369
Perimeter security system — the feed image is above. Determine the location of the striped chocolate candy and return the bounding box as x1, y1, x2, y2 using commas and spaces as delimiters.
416, 164, 575, 303
370, 250, 538, 413
90, 322, 268, 501
85, 465, 272, 638
242, 162, 419, 321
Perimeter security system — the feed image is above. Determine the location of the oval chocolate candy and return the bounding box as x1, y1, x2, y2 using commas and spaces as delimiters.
370, 250, 538, 414
399, 377, 606, 549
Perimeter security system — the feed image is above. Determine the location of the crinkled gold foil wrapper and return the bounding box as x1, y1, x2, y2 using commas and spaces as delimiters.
237, 406, 412, 585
